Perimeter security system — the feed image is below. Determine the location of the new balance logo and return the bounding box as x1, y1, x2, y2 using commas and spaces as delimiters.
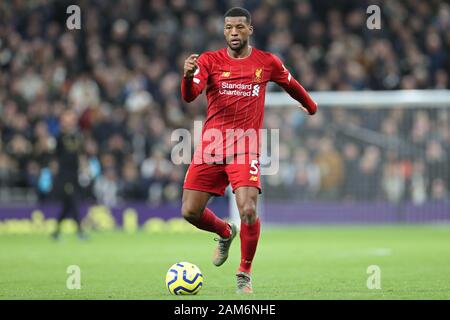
249, 176, 258, 181
252, 84, 260, 97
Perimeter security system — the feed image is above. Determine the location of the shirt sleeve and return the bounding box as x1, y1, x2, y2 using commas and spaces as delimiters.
270, 54, 292, 86
270, 54, 317, 115
181, 53, 210, 102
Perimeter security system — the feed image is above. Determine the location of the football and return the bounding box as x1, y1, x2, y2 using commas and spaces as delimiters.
165, 262, 204, 295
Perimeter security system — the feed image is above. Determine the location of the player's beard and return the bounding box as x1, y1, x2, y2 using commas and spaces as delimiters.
228, 38, 248, 53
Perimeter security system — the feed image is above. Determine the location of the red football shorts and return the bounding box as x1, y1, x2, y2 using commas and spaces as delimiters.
183, 154, 262, 196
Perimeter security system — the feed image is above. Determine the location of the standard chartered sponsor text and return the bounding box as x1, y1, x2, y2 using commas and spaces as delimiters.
219, 82, 254, 96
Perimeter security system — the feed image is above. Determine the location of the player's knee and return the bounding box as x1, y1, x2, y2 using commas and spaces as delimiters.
181, 203, 202, 222
239, 204, 257, 224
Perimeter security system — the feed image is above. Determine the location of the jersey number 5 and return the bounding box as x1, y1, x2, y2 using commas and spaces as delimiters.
249, 160, 259, 175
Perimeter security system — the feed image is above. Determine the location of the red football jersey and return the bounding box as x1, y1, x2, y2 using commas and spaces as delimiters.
182, 47, 305, 163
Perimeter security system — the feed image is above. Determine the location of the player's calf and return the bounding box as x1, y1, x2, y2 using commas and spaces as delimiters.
181, 189, 211, 224
181, 204, 202, 224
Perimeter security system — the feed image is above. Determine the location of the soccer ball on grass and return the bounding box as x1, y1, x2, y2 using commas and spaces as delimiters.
165, 262, 203, 295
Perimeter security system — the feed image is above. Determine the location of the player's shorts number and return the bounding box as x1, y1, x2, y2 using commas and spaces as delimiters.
250, 160, 259, 175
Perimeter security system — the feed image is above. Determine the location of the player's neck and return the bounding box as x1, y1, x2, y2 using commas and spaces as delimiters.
227, 45, 252, 59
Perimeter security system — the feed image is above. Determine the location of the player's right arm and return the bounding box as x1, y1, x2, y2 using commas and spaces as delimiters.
181, 53, 209, 102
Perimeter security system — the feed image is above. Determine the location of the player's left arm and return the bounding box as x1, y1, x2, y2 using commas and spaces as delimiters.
270, 54, 317, 115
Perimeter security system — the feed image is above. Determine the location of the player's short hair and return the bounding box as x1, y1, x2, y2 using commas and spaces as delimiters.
224, 7, 251, 24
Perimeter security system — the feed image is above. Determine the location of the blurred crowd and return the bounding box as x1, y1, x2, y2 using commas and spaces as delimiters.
0, 0, 449, 205
265, 106, 450, 204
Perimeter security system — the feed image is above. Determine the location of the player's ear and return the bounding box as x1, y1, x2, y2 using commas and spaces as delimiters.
248, 25, 253, 35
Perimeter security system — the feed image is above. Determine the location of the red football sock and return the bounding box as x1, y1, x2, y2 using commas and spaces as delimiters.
238, 218, 261, 274
191, 207, 231, 239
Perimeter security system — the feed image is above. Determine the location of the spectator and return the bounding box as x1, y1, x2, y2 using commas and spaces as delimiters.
430, 178, 448, 201
342, 142, 360, 201
291, 148, 320, 201
355, 146, 382, 201
119, 159, 144, 200
410, 160, 427, 205
314, 137, 344, 200
382, 160, 405, 204
425, 140, 448, 194
93, 167, 119, 207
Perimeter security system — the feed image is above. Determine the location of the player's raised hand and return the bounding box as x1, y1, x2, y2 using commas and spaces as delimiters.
184, 54, 199, 78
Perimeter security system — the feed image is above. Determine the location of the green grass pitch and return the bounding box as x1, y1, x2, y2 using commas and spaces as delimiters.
1, 225, 450, 300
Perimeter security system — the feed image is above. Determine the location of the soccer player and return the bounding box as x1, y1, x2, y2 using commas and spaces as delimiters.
181, 7, 317, 293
